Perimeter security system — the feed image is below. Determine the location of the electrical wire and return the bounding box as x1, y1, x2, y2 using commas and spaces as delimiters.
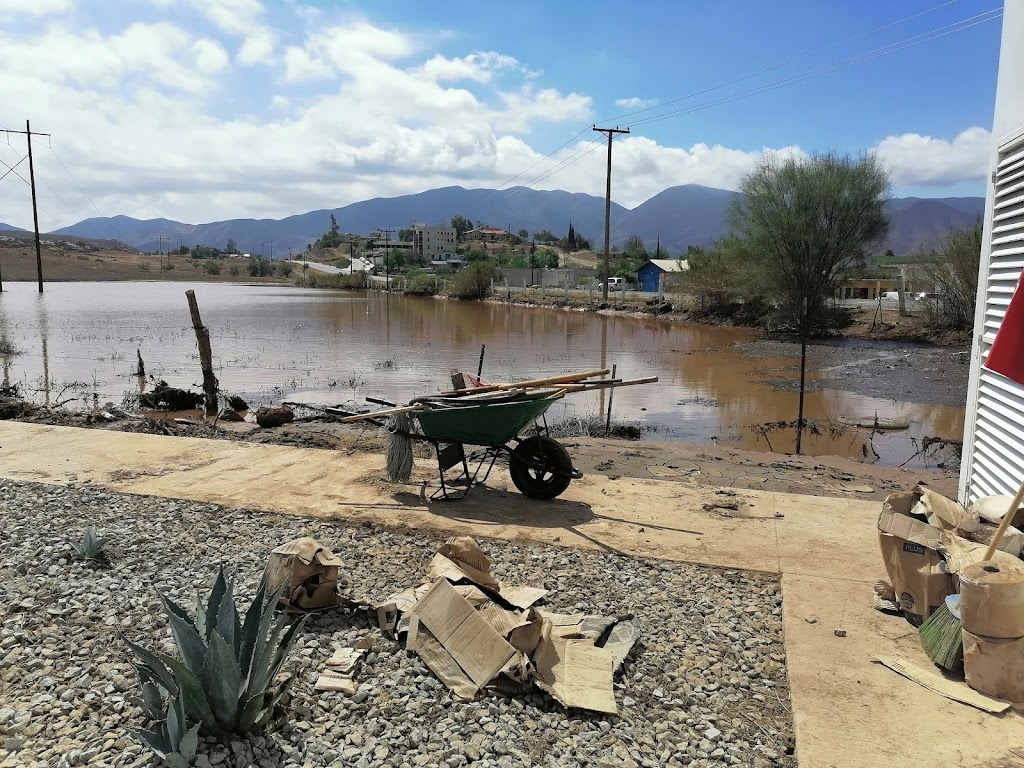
499, 7, 1001, 193
47, 146, 124, 242
485, 0, 972, 199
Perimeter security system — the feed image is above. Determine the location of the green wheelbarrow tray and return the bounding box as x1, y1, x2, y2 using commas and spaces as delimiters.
411, 394, 563, 446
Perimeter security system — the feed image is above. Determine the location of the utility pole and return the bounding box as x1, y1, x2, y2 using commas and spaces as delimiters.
592, 126, 629, 301
158, 235, 168, 270
379, 228, 395, 291
0, 121, 50, 292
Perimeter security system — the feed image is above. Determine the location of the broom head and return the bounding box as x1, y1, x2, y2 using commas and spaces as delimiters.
919, 594, 963, 672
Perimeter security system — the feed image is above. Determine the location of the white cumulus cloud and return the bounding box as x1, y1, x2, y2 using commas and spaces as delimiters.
872, 127, 990, 186
0, 0, 72, 16
614, 97, 659, 110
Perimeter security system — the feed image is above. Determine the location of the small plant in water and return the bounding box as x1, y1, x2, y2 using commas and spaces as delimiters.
71, 525, 108, 562
126, 567, 305, 756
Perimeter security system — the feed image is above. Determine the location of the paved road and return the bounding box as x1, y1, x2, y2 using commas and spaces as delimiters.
288, 258, 374, 275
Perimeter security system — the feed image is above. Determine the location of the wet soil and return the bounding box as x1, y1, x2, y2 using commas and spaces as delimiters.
737, 337, 971, 406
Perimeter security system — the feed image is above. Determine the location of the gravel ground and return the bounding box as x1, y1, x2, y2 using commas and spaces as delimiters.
0, 479, 794, 768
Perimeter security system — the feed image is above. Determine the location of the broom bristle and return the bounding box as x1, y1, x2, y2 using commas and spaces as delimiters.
385, 412, 414, 482
919, 602, 963, 672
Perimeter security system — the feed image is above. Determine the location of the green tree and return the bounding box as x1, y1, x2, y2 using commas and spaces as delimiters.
624, 235, 648, 259
730, 152, 890, 332
448, 261, 498, 300
398, 228, 414, 242
450, 215, 473, 239
534, 230, 558, 243
919, 221, 983, 331
226, 238, 238, 254
191, 245, 220, 259
517, 228, 529, 240
174, 245, 190, 255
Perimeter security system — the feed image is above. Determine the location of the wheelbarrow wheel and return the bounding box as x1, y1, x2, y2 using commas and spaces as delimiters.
509, 436, 573, 500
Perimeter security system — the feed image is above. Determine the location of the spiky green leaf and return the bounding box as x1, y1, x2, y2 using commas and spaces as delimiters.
204, 567, 229, 640
125, 638, 178, 696
166, 692, 186, 746
195, 591, 208, 640
214, 577, 239, 661
266, 617, 306, 686
159, 593, 208, 678
238, 578, 269, 688
139, 678, 164, 721
127, 725, 171, 759
205, 632, 242, 731
178, 722, 200, 762
155, 652, 217, 734
248, 615, 289, 698
164, 753, 190, 768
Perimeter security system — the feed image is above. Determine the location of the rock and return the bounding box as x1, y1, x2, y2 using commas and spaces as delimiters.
227, 395, 249, 412
834, 628, 847, 638
255, 406, 294, 428
218, 409, 244, 422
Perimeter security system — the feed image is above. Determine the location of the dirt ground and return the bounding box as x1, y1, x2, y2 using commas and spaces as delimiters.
0, 243, 288, 283
10, 406, 958, 501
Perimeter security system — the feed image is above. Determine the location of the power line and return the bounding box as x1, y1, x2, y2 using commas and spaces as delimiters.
498, 7, 1001, 194
629, 9, 1002, 129
0, 148, 65, 229
47, 146, 123, 242
0, 155, 26, 184
597, 0, 968, 126
485, 0, 971, 199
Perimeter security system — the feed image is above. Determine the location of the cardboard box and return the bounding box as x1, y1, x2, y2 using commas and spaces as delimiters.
879, 491, 954, 625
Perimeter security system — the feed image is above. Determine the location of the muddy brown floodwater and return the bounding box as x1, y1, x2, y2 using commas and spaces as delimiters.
0, 281, 966, 469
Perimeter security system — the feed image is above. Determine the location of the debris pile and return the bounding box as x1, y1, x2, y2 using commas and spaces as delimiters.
877, 484, 1024, 704
374, 536, 639, 714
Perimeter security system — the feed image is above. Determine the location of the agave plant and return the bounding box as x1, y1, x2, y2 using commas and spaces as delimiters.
71, 525, 107, 562
126, 567, 305, 750
127, 692, 199, 768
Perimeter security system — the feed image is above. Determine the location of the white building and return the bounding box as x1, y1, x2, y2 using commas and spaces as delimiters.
960, 4, 1024, 503
410, 224, 457, 261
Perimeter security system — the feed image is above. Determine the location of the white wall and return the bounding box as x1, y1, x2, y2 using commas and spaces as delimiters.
960, 5, 1024, 503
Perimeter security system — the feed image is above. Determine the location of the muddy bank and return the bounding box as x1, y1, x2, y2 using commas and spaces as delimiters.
6, 402, 956, 501
737, 337, 971, 406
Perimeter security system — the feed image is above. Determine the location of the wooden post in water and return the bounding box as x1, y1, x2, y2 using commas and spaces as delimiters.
605, 364, 617, 435
185, 290, 219, 414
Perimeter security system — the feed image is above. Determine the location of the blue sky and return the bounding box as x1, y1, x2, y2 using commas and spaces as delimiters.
0, 0, 1004, 228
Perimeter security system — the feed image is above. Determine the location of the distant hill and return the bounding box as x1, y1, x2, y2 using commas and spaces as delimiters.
50, 184, 984, 258
0, 223, 26, 233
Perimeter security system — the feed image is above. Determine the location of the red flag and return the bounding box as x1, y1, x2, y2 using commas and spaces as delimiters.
985, 270, 1024, 385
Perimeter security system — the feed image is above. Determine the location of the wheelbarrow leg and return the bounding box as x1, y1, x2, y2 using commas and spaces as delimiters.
431, 442, 473, 501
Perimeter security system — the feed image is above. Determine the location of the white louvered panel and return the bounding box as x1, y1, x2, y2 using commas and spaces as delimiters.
968, 138, 1024, 503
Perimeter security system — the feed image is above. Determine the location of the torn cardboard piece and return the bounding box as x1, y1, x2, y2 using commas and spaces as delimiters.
534, 620, 618, 715
411, 578, 517, 688
873, 655, 1011, 714
314, 638, 374, 694
265, 537, 346, 612
428, 536, 548, 608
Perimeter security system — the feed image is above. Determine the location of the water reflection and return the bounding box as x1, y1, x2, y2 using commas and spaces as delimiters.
0, 281, 965, 468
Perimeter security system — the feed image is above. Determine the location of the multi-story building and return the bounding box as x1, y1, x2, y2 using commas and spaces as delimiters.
410, 224, 457, 262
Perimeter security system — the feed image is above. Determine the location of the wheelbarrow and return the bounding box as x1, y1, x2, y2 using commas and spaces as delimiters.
408, 392, 580, 501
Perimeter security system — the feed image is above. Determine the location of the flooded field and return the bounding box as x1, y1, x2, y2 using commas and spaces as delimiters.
0, 281, 965, 468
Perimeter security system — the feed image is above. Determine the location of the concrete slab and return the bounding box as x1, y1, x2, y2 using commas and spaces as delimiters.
1, 421, 1021, 767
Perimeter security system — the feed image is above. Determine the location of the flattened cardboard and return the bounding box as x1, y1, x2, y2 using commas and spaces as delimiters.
411, 578, 516, 688
477, 601, 531, 637
413, 623, 478, 700
314, 669, 358, 694
498, 585, 548, 610
427, 553, 499, 590
534, 621, 617, 715
438, 537, 492, 575
509, 613, 544, 656
873, 655, 1011, 713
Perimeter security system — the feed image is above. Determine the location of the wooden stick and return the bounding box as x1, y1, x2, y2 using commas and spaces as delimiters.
440, 369, 610, 396
983, 479, 1024, 560
185, 290, 218, 415
337, 405, 421, 423
556, 376, 659, 391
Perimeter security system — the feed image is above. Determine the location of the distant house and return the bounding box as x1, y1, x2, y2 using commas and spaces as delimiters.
462, 227, 509, 242
637, 259, 688, 292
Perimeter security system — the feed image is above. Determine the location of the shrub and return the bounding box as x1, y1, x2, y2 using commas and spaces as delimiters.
138, 262, 151, 272
276, 261, 293, 277
205, 261, 221, 275
403, 275, 439, 296
448, 261, 498, 300
126, 567, 305, 753
229, 264, 240, 277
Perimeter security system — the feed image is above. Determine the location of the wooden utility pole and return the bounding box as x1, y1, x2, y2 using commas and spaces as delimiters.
592, 126, 629, 301
379, 228, 395, 291
1, 121, 50, 292
185, 290, 219, 414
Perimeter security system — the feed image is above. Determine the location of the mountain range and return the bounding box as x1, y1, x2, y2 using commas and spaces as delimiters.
41, 184, 983, 257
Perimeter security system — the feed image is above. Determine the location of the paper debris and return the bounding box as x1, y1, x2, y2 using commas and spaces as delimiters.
534, 620, 618, 715
314, 637, 374, 694
265, 537, 346, 612
873, 655, 1011, 714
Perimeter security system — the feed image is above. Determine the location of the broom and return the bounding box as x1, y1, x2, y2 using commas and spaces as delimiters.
920, 594, 963, 672
384, 411, 414, 482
